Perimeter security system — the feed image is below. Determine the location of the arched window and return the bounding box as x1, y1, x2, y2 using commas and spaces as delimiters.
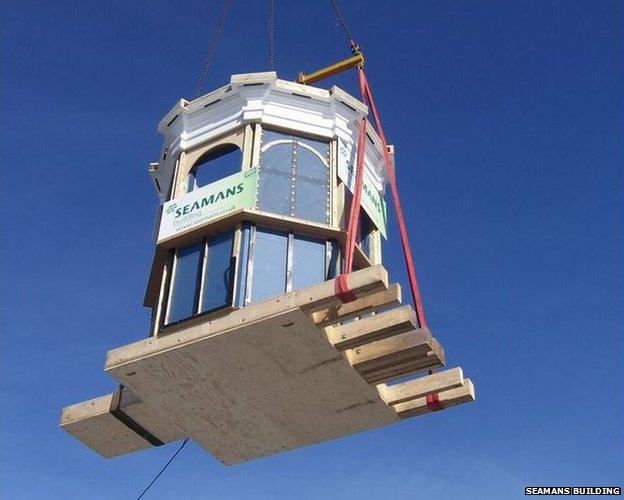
257, 130, 330, 224
187, 143, 242, 193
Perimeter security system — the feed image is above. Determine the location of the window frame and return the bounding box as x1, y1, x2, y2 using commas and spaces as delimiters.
257, 127, 332, 226
240, 223, 339, 306
171, 127, 249, 199
161, 231, 236, 329
186, 143, 243, 193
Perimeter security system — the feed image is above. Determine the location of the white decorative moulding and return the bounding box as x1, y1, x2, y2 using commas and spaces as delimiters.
149, 72, 387, 203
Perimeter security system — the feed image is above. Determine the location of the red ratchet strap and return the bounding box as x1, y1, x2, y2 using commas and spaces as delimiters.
426, 393, 444, 411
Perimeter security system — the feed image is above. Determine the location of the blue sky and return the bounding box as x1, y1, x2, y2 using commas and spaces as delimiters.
1, 1, 622, 498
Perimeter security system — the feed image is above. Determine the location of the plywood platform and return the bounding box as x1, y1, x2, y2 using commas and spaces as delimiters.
61, 265, 475, 464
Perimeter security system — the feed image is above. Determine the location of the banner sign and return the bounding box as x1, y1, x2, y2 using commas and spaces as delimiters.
337, 139, 388, 238
158, 167, 258, 242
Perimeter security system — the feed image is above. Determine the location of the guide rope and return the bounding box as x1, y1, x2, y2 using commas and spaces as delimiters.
194, 0, 232, 99
135, 438, 190, 500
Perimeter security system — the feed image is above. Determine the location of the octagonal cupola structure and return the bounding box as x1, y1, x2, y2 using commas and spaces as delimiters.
61, 71, 475, 465
145, 72, 389, 333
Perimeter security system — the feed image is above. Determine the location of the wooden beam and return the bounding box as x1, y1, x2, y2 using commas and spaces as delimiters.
60, 389, 185, 458
311, 283, 402, 328
345, 329, 433, 372
393, 379, 475, 419
60, 395, 154, 458
377, 367, 464, 406
326, 305, 416, 350
361, 341, 445, 384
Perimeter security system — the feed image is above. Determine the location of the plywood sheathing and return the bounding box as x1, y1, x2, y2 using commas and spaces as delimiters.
108, 308, 399, 464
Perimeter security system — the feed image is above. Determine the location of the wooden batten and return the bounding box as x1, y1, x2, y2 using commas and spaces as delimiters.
61, 395, 154, 458
311, 283, 402, 328
60, 389, 185, 459
326, 305, 416, 350
377, 367, 464, 406
346, 329, 434, 372
393, 379, 475, 419
361, 341, 445, 384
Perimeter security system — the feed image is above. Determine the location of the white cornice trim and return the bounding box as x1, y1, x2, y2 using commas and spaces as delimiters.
150, 72, 384, 203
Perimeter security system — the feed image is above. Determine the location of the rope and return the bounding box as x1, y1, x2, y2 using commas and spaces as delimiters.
135, 438, 189, 500
194, 0, 232, 99
268, 0, 275, 70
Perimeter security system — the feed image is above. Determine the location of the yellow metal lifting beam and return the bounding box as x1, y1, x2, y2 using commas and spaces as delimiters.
296, 52, 364, 85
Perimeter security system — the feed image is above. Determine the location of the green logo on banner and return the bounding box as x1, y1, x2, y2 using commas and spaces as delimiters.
158, 167, 258, 241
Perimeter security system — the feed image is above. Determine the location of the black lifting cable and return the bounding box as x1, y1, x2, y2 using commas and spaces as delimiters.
194, 0, 232, 99
268, 0, 275, 71
135, 438, 190, 500
327, 0, 356, 49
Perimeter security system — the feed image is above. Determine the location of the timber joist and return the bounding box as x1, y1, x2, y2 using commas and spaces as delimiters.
61, 265, 475, 464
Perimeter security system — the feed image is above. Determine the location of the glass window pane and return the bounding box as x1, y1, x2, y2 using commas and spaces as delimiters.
327, 240, 340, 280
262, 129, 289, 146
359, 211, 374, 258
259, 130, 330, 224
168, 242, 203, 323
201, 232, 233, 313
250, 229, 287, 302
292, 236, 326, 290
294, 147, 329, 223
190, 145, 242, 192
296, 146, 327, 181
258, 144, 293, 216
263, 129, 328, 158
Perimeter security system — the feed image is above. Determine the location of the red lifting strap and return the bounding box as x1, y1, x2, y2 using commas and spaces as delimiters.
334, 274, 357, 303
426, 393, 444, 411
343, 70, 368, 275
335, 67, 428, 330
334, 70, 368, 304
361, 70, 427, 329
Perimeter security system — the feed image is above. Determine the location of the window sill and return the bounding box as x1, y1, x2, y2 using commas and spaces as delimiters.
157, 305, 238, 338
